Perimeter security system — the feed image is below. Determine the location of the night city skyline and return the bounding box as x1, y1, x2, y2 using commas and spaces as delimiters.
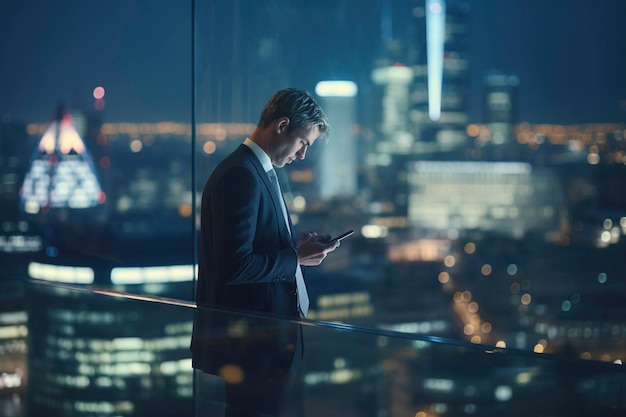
2, 1, 626, 416
1, 0, 626, 358
1, 0, 626, 124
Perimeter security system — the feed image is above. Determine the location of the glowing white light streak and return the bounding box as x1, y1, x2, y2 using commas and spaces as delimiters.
110, 264, 194, 284
0, 312, 27, 324
28, 262, 94, 284
0, 325, 28, 339
98, 362, 151, 376
361, 224, 388, 239
160, 359, 193, 375
315, 81, 358, 97
0, 371, 23, 389
426, 0, 446, 121
112, 337, 143, 350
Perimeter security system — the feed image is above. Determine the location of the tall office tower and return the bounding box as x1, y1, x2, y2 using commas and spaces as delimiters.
371, 65, 415, 153
410, 0, 470, 151
483, 70, 519, 145
364, 1, 471, 233
367, 65, 415, 229
315, 81, 358, 200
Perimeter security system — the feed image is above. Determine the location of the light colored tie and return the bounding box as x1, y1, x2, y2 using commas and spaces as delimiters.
267, 169, 309, 316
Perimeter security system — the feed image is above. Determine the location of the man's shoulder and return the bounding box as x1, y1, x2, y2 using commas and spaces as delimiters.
217, 145, 255, 169
212, 146, 255, 177
207, 146, 262, 189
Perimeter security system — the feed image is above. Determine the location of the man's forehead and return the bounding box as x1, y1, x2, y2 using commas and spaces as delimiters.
304, 124, 321, 145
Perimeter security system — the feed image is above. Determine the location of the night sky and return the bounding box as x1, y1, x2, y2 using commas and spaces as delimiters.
1, 0, 625, 124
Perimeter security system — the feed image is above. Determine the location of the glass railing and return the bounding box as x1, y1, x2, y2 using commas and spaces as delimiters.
1, 278, 624, 417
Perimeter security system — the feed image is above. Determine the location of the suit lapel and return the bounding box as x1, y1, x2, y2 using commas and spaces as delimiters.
237, 145, 293, 243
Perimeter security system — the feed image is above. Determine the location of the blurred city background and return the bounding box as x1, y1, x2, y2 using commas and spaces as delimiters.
1, 0, 626, 416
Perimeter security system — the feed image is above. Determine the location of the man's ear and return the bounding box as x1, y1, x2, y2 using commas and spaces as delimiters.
276, 117, 290, 134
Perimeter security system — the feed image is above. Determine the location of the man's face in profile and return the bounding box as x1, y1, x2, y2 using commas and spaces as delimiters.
271, 122, 320, 168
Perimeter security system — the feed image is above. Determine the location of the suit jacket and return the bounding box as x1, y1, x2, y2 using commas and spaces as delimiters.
191, 144, 301, 377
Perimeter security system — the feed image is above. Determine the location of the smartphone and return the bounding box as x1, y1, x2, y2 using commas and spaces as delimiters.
327, 229, 354, 244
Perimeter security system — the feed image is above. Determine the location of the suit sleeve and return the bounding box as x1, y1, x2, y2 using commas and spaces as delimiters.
208, 165, 298, 286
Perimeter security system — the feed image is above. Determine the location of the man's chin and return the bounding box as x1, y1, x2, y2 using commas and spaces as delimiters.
278, 159, 293, 167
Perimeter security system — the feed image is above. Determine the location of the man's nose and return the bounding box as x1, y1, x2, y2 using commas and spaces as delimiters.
297, 145, 308, 159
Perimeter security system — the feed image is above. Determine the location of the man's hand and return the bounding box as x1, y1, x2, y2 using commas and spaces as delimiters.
295, 232, 339, 266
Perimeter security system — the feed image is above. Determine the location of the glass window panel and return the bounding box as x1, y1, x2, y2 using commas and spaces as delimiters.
194, 0, 626, 365
1, 6, 625, 417
1, 1, 195, 300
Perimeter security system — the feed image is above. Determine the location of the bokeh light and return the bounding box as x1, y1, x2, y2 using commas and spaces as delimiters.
93, 86, 105, 100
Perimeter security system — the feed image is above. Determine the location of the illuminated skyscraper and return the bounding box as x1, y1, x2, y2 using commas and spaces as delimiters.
315, 81, 359, 200
364, 0, 471, 233
483, 70, 520, 145
371, 65, 415, 153
410, 0, 471, 151
20, 110, 104, 214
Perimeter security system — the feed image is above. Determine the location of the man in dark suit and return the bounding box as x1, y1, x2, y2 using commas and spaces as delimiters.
191, 88, 339, 417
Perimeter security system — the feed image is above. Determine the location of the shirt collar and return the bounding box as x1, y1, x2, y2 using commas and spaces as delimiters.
243, 138, 273, 172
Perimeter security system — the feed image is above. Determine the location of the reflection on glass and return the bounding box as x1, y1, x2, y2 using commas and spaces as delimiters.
0, 0, 625, 415
27, 283, 194, 417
